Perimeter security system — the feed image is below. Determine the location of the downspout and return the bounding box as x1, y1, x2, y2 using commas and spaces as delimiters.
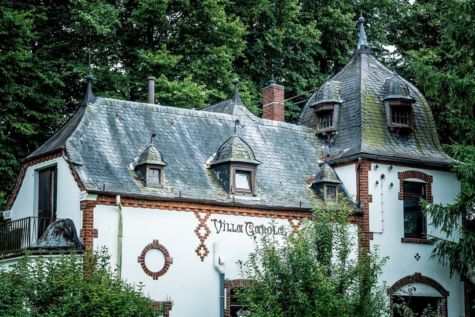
116, 195, 123, 279
214, 242, 225, 317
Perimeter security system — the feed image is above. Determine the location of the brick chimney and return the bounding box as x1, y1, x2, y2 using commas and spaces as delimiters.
262, 78, 285, 122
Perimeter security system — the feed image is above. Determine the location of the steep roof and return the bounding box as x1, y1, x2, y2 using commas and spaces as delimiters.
58, 98, 321, 209
299, 24, 452, 168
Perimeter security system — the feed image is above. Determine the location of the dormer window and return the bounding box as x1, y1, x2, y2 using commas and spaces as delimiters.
309, 81, 342, 137
325, 184, 337, 201
316, 107, 334, 132
148, 168, 162, 187
233, 167, 254, 193
389, 101, 412, 128
133, 138, 167, 188
311, 162, 342, 203
383, 73, 415, 132
209, 136, 260, 196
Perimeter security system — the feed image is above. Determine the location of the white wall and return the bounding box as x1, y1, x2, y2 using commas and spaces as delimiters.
10, 157, 82, 234
334, 163, 357, 201
368, 162, 463, 316
93, 204, 292, 317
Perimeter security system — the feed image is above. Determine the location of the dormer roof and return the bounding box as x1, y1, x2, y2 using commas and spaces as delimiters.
211, 136, 260, 166
383, 73, 415, 101
309, 81, 342, 108
312, 162, 342, 185
135, 143, 167, 167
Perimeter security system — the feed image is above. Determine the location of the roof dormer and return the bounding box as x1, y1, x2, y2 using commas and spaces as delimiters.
308, 80, 342, 137
311, 162, 342, 203
134, 137, 167, 188
383, 73, 415, 133
210, 136, 260, 195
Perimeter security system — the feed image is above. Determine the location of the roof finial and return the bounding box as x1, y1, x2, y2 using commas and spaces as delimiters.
232, 79, 242, 104
149, 133, 156, 144
357, 11, 370, 51
83, 51, 95, 104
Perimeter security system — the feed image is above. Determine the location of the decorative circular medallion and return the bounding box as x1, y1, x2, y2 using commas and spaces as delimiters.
137, 240, 173, 280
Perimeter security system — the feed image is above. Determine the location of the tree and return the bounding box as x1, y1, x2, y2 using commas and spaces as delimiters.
389, 0, 475, 311
0, 249, 162, 316
237, 205, 388, 317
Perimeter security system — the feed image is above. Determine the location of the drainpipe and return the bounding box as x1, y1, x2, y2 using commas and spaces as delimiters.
214, 242, 225, 317
116, 195, 123, 279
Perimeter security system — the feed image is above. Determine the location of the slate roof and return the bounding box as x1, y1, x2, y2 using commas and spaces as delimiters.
50, 98, 322, 209
299, 40, 452, 167
211, 136, 260, 166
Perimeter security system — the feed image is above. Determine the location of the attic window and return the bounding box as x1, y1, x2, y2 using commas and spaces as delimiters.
231, 166, 255, 194
235, 170, 251, 191
325, 185, 337, 202
390, 103, 412, 127
314, 104, 337, 135
147, 168, 161, 187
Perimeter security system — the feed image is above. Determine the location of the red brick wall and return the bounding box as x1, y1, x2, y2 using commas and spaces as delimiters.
80, 200, 98, 252
262, 84, 285, 122
356, 159, 373, 250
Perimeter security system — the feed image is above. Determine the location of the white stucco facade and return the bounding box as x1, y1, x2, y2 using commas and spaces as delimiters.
368, 162, 463, 316
8, 156, 82, 231
1, 157, 466, 316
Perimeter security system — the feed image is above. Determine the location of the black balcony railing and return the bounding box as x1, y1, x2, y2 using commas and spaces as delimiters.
0, 217, 53, 256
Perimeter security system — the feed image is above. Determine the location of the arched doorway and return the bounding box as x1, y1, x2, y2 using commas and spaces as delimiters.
388, 273, 449, 317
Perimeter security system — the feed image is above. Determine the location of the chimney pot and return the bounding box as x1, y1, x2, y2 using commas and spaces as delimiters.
147, 76, 156, 104
262, 80, 285, 122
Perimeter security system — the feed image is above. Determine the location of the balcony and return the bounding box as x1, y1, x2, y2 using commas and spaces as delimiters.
0, 217, 57, 258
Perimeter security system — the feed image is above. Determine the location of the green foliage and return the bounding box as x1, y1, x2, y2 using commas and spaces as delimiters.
237, 206, 388, 317
0, 249, 161, 316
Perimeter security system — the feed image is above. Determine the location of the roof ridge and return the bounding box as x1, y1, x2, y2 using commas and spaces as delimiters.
97, 97, 315, 134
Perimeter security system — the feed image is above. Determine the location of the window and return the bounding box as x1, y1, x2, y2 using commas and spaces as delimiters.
38, 166, 57, 238
403, 181, 426, 238
230, 165, 256, 195
235, 170, 251, 191
325, 185, 337, 202
391, 105, 412, 126
393, 295, 441, 317
230, 287, 245, 317
317, 110, 333, 130
147, 168, 161, 187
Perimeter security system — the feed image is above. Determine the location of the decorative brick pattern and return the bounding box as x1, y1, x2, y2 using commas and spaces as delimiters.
262, 84, 285, 122
6, 150, 64, 210
80, 200, 98, 252
225, 279, 252, 317
288, 218, 303, 235
194, 211, 211, 261
151, 301, 173, 317
96, 195, 311, 220
356, 159, 373, 250
398, 170, 433, 202
388, 272, 449, 317
401, 237, 433, 245
137, 239, 173, 280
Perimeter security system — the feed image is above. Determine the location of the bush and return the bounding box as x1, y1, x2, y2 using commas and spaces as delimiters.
238, 206, 389, 317
0, 249, 162, 316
